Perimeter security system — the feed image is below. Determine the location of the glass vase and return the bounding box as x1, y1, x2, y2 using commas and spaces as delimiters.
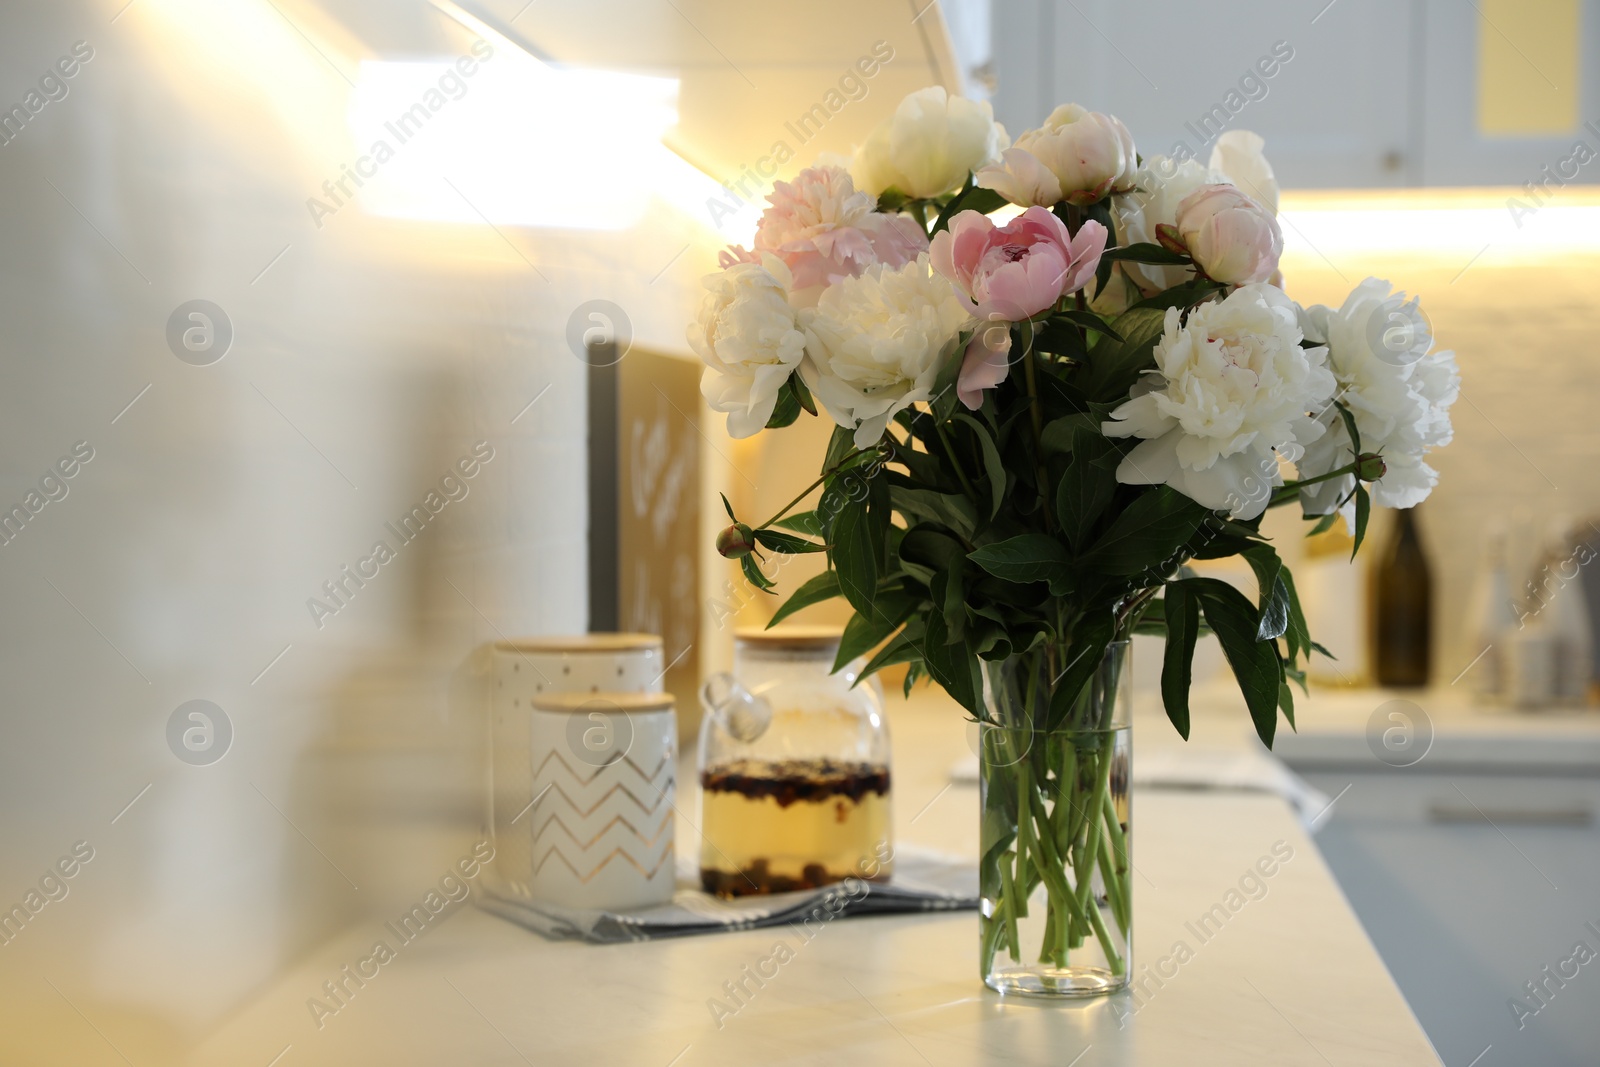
978, 640, 1131, 997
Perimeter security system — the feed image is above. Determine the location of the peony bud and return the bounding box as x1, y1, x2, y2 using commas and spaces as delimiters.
1356, 452, 1387, 482
716, 523, 757, 558
1173, 184, 1282, 286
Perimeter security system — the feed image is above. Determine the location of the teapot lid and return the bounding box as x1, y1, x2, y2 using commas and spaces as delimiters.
734, 625, 842, 652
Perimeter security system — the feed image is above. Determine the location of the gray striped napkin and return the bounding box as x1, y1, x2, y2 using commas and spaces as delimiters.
477, 847, 977, 944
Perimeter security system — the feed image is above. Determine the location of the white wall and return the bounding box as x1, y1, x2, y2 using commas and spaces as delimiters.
0, 3, 714, 1061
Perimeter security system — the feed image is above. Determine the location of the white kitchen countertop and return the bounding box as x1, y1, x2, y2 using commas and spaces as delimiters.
1215, 684, 1600, 772
189, 686, 1445, 1066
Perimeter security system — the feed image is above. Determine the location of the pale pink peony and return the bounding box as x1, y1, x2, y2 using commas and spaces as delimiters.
956, 322, 1014, 410
752, 165, 927, 293
717, 244, 760, 269
975, 105, 1136, 208
929, 207, 1107, 320
1174, 184, 1282, 286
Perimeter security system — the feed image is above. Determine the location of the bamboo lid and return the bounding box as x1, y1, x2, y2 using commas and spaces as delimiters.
735, 625, 843, 651
528, 691, 675, 714
494, 633, 662, 654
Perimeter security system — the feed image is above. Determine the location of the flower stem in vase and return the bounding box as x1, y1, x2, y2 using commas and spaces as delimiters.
980, 641, 1131, 996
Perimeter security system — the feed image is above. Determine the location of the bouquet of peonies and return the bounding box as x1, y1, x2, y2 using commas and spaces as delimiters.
689, 86, 1458, 992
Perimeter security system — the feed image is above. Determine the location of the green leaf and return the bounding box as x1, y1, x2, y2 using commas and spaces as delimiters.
936, 567, 967, 645
831, 495, 878, 616
821, 424, 858, 477
1161, 582, 1201, 740
791, 373, 817, 416
1278, 679, 1297, 731
967, 534, 1072, 591
773, 510, 823, 537
1279, 567, 1313, 664
740, 553, 776, 594
1352, 486, 1371, 558
764, 377, 802, 429
866, 467, 892, 572
1131, 278, 1225, 312
1083, 306, 1168, 403
899, 525, 965, 571
1053, 308, 1122, 341
892, 486, 978, 541
1100, 242, 1193, 266
1191, 577, 1282, 748
855, 622, 923, 683
720, 493, 736, 522
768, 571, 840, 627
1307, 511, 1340, 537
1334, 400, 1362, 458
898, 526, 963, 586
1081, 486, 1209, 576
1057, 426, 1119, 550
875, 188, 911, 212
835, 597, 915, 672
1046, 611, 1115, 731
902, 661, 924, 699
1241, 545, 1287, 642
921, 608, 978, 714
1039, 413, 1101, 456
931, 182, 1007, 235
1258, 577, 1291, 643
753, 528, 825, 554
952, 412, 1006, 519
929, 329, 972, 420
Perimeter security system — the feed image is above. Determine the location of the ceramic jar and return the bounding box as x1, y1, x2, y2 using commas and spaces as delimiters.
487, 635, 669, 905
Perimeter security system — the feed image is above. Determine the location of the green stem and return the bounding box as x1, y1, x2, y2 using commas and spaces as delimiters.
1019, 344, 1056, 535
754, 446, 875, 530
932, 420, 981, 504
1085, 886, 1126, 975
1025, 781, 1080, 963
999, 853, 1022, 960
1096, 842, 1128, 937
1071, 749, 1112, 928
1267, 458, 1365, 509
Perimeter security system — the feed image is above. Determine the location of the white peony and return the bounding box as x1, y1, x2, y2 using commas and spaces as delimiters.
851, 87, 1008, 200
1102, 283, 1336, 519
1295, 278, 1460, 515
1110, 156, 1217, 295
801, 255, 972, 448
1208, 130, 1279, 217
688, 256, 807, 439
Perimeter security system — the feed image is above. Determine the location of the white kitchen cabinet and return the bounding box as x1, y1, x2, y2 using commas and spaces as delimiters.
1291, 763, 1600, 1067
1417, 1, 1600, 186
988, 0, 1600, 189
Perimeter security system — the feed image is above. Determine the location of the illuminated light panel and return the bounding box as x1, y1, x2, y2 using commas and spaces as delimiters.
348, 58, 681, 231
1278, 188, 1600, 260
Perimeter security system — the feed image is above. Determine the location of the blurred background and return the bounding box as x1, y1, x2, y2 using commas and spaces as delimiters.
1, 0, 1597, 1063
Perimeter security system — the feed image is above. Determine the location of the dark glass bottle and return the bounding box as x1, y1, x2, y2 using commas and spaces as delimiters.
1372, 506, 1433, 687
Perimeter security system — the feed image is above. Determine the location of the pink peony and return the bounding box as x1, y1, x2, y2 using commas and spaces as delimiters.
956, 321, 1014, 410
1173, 184, 1282, 286
752, 165, 927, 293
717, 244, 760, 269
929, 207, 1108, 321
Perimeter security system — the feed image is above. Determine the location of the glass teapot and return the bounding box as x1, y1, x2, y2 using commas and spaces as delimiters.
698, 627, 892, 897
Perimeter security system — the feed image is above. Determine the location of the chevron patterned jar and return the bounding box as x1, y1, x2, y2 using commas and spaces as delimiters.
486, 635, 670, 908
517, 691, 677, 910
